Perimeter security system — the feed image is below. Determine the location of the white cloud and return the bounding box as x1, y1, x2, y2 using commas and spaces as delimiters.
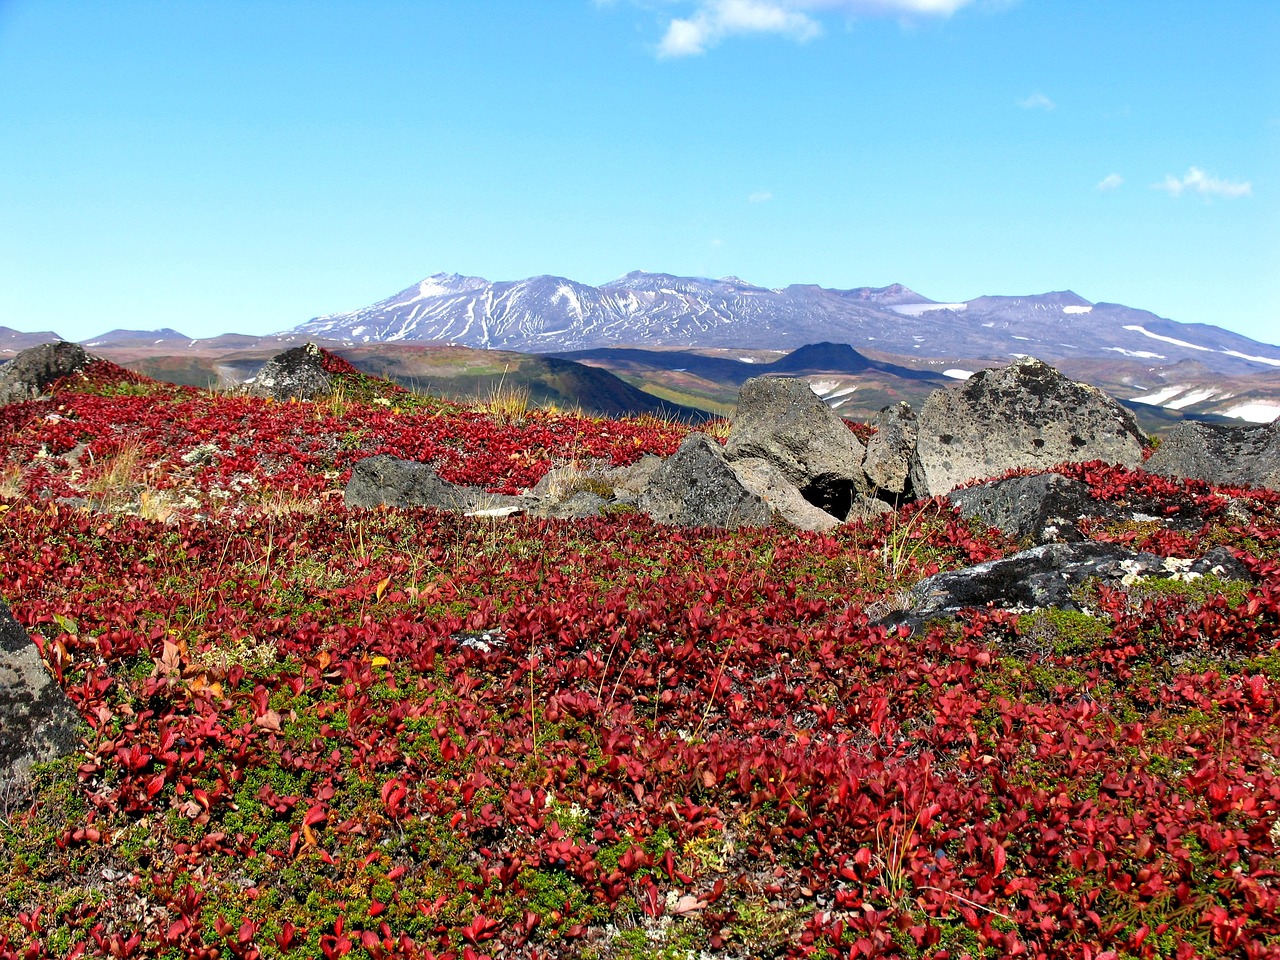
1096, 173, 1123, 191
653, 0, 979, 57
1155, 167, 1252, 199
659, 0, 821, 57
1017, 92, 1055, 110
748, 190, 773, 202
807, 0, 975, 12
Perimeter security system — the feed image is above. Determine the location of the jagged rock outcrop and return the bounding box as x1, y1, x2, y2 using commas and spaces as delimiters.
249, 343, 333, 401
1146, 421, 1280, 492
0, 341, 93, 406
909, 358, 1149, 497
863, 402, 917, 498
1, 599, 83, 784
345, 455, 532, 515
947, 473, 1098, 545
725, 376, 867, 518
638, 434, 771, 529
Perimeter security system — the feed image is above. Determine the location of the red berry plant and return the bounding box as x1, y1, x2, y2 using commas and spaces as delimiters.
0, 359, 1279, 959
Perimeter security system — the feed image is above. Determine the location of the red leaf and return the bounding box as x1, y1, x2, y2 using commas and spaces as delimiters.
303, 803, 328, 827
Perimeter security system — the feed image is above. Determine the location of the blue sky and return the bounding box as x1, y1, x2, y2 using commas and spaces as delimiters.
1, 0, 1275, 344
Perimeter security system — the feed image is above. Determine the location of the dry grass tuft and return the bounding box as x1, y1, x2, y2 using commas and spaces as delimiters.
84, 439, 150, 495
484, 373, 530, 425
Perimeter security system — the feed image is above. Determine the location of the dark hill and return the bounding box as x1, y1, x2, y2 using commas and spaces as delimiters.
552, 342, 946, 387
765, 342, 938, 381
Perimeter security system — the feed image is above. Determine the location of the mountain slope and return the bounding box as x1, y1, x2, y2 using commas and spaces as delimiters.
287, 271, 1280, 377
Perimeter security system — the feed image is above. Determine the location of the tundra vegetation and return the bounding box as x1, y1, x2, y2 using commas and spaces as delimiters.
1, 354, 1279, 959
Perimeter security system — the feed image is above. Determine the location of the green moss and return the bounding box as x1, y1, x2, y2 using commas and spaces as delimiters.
1134, 573, 1251, 608
1016, 608, 1112, 658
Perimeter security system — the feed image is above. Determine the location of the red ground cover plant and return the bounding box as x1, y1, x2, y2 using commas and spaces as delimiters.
1, 362, 1279, 959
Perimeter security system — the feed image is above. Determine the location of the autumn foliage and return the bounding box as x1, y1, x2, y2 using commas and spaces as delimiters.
1, 358, 1279, 959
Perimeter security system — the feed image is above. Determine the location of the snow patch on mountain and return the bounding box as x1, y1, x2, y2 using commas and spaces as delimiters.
1105, 347, 1166, 359
1222, 402, 1280, 423
284, 272, 1280, 385
1130, 385, 1190, 406
1166, 388, 1226, 410
1124, 325, 1212, 351
1221, 349, 1280, 367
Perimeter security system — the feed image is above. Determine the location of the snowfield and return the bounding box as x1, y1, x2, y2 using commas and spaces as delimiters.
1222, 401, 1280, 423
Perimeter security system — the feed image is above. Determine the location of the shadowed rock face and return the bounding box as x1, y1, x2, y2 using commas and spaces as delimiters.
1146, 421, 1280, 492
1, 599, 83, 783
0, 341, 92, 406
725, 376, 867, 518
863, 401, 917, 498
909, 357, 1149, 497
727, 457, 844, 532
249, 343, 333, 401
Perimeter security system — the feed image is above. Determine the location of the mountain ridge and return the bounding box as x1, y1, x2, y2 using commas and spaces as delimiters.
286, 270, 1280, 378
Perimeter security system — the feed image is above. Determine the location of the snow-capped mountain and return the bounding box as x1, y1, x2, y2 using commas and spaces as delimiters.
287, 271, 1280, 377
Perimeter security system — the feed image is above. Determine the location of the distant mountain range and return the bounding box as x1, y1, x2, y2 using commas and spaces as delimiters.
3, 270, 1278, 425
289, 270, 1280, 378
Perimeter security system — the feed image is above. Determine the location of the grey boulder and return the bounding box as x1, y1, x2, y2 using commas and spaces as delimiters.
725, 376, 867, 518
909, 358, 1148, 497
345, 455, 532, 515
1, 599, 83, 784
887, 541, 1167, 625
249, 343, 333, 401
0, 341, 93, 406
863, 401, 918, 498
639, 434, 771, 529
1146, 420, 1280, 492
728, 457, 844, 532
947, 472, 1098, 545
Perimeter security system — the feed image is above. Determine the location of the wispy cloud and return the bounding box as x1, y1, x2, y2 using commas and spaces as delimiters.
1096, 173, 1123, 191
1017, 92, 1055, 110
748, 190, 774, 203
1154, 166, 1252, 200
652, 0, 980, 57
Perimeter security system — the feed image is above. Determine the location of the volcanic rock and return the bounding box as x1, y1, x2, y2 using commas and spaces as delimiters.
947, 472, 1098, 545
887, 541, 1167, 625
727, 457, 843, 532
249, 343, 333, 401
604, 456, 665, 504
909, 358, 1148, 497
345, 455, 532, 514
638, 434, 771, 529
0, 341, 93, 406
1146, 421, 1280, 492
725, 376, 867, 518
1, 598, 83, 784
863, 401, 917, 498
